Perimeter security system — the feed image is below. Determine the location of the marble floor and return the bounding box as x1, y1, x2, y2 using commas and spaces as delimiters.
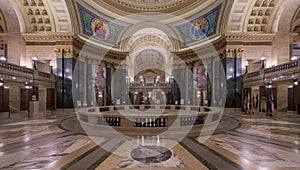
0, 110, 299, 170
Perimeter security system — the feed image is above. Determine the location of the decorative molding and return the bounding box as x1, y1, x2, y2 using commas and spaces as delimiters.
22, 33, 74, 42
54, 48, 78, 59
21, 0, 54, 33
225, 33, 276, 41
246, 0, 277, 33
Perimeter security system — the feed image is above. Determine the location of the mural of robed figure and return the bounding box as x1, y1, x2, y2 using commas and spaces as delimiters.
94, 20, 106, 39
191, 18, 209, 40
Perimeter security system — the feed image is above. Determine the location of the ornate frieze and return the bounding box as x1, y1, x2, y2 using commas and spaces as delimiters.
225, 33, 275, 41
222, 48, 244, 58
54, 48, 78, 59
22, 33, 74, 42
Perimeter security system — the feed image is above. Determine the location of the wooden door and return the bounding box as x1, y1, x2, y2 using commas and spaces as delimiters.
3, 88, 9, 112
294, 85, 300, 114
288, 88, 295, 111
20, 88, 32, 111
47, 88, 55, 110
0, 87, 3, 112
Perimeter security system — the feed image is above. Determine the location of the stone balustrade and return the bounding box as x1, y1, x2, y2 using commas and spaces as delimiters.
264, 61, 298, 74
0, 61, 33, 74
0, 61, 55, 85
129, 83, 171, 89
247, 71, 260, 78
245, 60, 300, 82
77, 105, 221, 136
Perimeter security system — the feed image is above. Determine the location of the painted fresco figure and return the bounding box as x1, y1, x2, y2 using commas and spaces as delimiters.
192, 19, 207, 39
195, 66, 207, 88
94, 21, 106, 39
95, 66, 106, 88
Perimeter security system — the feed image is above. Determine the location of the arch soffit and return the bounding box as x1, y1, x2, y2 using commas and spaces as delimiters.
119, 22, 181, 52
226, 0, 291, 33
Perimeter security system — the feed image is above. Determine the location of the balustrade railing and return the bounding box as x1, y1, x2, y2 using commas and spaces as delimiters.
247, 71, 260, 78
264, 61, 298, 74
180, 116, 204, 126
97, 117, 120, 126
130, 83, 171, 87
246, 60, 299, 79
0, 61, 33, 74
0, 61, 54, 83
38, 71, 51, 78
134, 117, 167, 127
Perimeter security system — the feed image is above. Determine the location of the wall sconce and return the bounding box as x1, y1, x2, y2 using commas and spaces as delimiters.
0, 56, 6, 62
266, 82, 272, 89
261, 57, 266, 69
245, 60, 249, 74
49, 61, 53, 74
25, 82, 32, 89
169, 75, 174, 83
197, 91, 201, 98
293, 79, 298, 86
291, 56, 298, 61
32, 57, 38, 70
98, 91, 103, 98
0, 79, 3, 87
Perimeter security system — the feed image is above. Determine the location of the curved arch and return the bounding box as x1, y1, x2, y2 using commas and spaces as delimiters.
292, 18, 300, 32
119, 21, 181, 52
291, 7, 300, 32
226, 0, 253, 33
0, 1, 26, 33
45, 0, 73, 33
133, 48, 167, 76
272, 0, 300, 33
0, 1, 26, 65
126, 31, 174, 52
129, 45, 170, 64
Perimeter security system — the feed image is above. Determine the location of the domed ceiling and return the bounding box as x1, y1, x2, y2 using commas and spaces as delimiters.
99, 0, 198, 13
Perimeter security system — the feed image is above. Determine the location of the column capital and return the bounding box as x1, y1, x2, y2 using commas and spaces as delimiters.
223, 48, 244, 58
54, 48, 64, 58
54, 48, 79, 59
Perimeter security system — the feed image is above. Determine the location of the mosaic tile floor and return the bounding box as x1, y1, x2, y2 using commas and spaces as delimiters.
0, 110, 299, 170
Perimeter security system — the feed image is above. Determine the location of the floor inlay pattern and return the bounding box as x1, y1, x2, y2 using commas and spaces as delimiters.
0, 110, 298, 169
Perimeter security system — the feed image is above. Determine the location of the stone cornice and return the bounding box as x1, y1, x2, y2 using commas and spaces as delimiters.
22, 33, 74, 42
225, 33, 276, 41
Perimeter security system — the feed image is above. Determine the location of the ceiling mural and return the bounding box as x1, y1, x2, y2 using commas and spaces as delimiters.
175, 4, 222, 45
77, 3, 125, 45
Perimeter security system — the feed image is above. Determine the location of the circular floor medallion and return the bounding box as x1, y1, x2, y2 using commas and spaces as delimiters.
130, 145, 172, 164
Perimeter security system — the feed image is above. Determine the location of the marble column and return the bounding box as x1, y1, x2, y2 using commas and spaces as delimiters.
222, 49, 243, 108
207, 57, 214, 106
185, 62, 193, 104
83, 57, 87, 104
86, 58, 94, 106
73, 55, 86, 107
171, 63, 185, 104
112, 64, 128, 105
106, 62, 113, 105
55, 49, 77, 108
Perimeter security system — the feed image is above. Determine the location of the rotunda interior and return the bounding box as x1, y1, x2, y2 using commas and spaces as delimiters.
0, 0, 299, 169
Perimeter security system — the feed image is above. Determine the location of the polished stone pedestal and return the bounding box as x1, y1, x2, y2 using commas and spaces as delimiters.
29, 101, 40, 118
